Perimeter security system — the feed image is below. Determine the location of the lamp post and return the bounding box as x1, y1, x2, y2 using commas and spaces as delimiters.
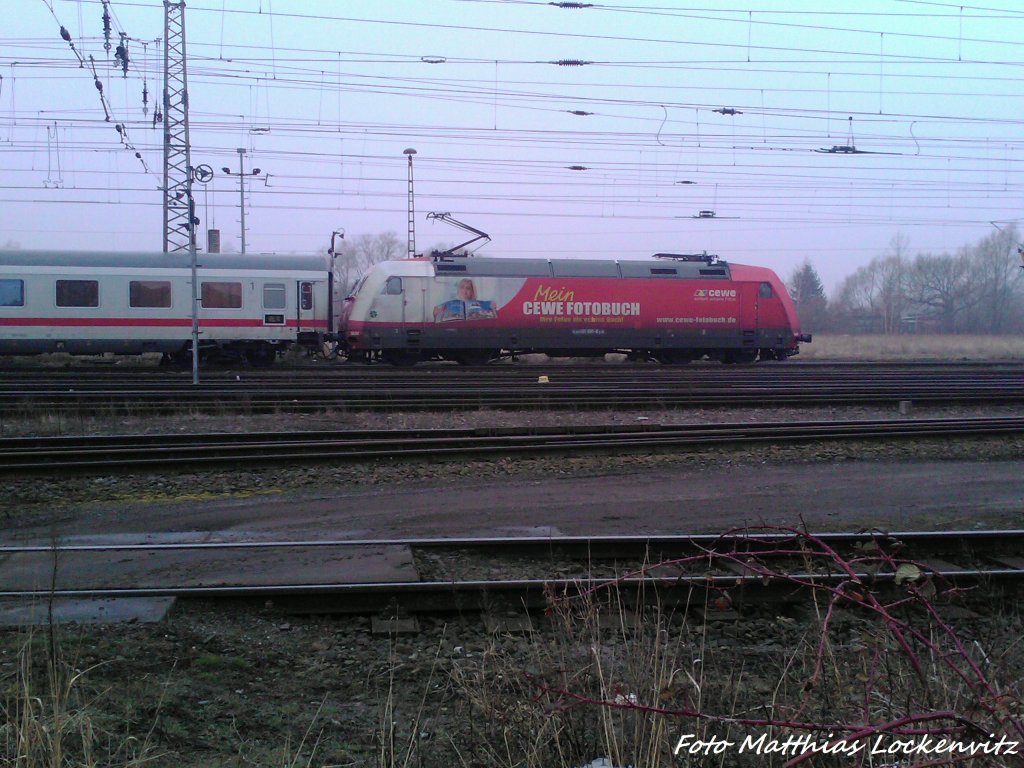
329, 228, 344, 291
329, 228, 345, 257
221, 148, 262, 254
404, 148, 417, 258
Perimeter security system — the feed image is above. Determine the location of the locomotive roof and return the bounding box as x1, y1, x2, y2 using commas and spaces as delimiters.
423, 256, 733, 280
0, 250, 330, 272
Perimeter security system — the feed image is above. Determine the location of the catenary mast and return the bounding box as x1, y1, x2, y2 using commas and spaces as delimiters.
162, 1, 194, 253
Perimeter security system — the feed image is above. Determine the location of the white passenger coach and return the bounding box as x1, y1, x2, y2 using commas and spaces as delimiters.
0, 250, 338, 365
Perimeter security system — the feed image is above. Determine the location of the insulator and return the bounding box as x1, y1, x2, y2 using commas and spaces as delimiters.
549, 2, 593, 7
551, 59, 591, 66
115, 44, 129, 76
60, 26, 71, 42
102, 2, 112, 52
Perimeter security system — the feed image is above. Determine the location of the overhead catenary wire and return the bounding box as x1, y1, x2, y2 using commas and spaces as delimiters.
5, 1, 1024, 260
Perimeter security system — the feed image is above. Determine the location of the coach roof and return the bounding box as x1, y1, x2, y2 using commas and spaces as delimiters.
0, 250, 330, 273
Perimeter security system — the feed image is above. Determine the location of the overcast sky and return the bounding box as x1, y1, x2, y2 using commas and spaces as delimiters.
3, 0, 1024, 292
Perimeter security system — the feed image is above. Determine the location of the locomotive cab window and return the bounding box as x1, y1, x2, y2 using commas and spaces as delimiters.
383, 276, 403, 295
0, 279, 24, 307
129, 280, 172, 308
759, 282, 774, 298
201, 281, 242, 309
56, 280, 99, 307
263, 283, 286, 309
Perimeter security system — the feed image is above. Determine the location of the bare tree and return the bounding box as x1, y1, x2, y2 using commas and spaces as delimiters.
905, 249, 979, 333
834, 260, 887, 332
968, 225, 1022, 333
335, 231, 402, 292
833, 229, 1024, 334
876, 234, 910, 335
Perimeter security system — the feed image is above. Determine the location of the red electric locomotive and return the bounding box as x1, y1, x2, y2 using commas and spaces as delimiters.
339, 252, 811, 365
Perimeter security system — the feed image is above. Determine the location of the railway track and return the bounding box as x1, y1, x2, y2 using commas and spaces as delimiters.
2, 362, 1024, 413
1, 416, 1022, 474
1, 530, 1021, 614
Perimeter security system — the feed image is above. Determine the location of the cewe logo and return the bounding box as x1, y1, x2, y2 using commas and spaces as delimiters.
694, 288, 737, 299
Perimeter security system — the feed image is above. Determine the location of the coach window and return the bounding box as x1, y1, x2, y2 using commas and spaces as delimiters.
129, 280, 172, 308
56, 279, 99, 307
201, 281, 242, 309
300, 282, 314, 310
0, 279, 24, 307
383, 276, 403, 295
263, 283, 286, 309
759, 282, 773, 298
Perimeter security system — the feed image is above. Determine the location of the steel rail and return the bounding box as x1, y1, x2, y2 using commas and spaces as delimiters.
2, 387, 1024, 414
3, 370, 1024, 385
2, 363, 1024, 413
2, 529, 1020, 555
2, 568, 1021, 602
2, 360, 1023, 379
0, 416, 1021, 474
2, 530, 1020, 611
0, 564, 1020, 607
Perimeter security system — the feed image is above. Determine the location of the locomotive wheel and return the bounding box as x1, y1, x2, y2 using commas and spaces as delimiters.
453, 350, 495, 366
659, 351, 692, 365
382, 350, 421, 367
725, 349, 759, 365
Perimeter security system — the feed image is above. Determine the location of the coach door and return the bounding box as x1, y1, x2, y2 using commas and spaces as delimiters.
297, 280, 317, 332
737, 281, 759, 330
736, 282, 760, 353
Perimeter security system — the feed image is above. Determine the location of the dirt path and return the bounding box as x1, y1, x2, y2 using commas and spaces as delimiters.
10, 458, 1021, 543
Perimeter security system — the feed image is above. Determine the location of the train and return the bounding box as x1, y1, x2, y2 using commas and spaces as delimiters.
0, 249, 810, 365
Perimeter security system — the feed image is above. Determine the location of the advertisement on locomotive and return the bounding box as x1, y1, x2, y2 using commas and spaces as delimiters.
418, 276, 743, 330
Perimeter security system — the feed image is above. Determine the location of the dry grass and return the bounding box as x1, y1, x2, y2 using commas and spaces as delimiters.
1, 630, 165, 768
431, 532, 1024, 768
798, 334, 1024, 361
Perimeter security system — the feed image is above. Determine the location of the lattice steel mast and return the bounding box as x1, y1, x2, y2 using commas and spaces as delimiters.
162, 1, 194, 252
